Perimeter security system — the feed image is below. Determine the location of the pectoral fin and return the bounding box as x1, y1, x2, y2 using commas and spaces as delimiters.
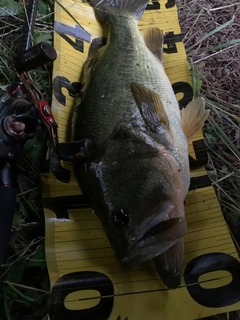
142, 27, 164, 63
153, 237, 184, 289
181, 97, 210, 141
130, 82, 170, 132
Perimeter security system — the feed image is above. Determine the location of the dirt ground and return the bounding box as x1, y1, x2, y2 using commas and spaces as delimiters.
177, 0, 240, 106
177, 1, 240, 319
177, 0, 240, 237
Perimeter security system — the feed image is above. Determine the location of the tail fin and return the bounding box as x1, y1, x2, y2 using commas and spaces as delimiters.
89, 0, 149, 20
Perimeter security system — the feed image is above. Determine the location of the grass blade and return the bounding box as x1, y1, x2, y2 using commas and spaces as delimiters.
208, 116, 240, 160
187, 16, 234, 51
5, 281, 37, 302
55, 0, 84, 28
208, 38, 240, 51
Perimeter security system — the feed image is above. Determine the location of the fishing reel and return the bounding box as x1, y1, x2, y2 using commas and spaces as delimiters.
0, 87, 38, 276
0, 89, 37, 162
0, 40, 92, 277
14, 42, 93, 181
0, 42, 93, 181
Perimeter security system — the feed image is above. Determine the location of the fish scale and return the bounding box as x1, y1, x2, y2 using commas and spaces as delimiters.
74, 15, 177, 146
74, 11, 189, 199
72, 0, 208, 289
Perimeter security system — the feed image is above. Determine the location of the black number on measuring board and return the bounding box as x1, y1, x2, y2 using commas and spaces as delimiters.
45, 197, 240, 312
49, 271, 114, 320
54, 21, 91, 53
172, 82, 193, 109
53, 76, 82, 106
184, 253, 240, 307
165, 0, 176, 8
163, 32, 182, 54
48, 252, 240, 319
146, 0, 175, 10
146, 0, 160, 10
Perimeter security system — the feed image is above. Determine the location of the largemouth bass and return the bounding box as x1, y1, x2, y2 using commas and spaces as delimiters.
73, 0, 209, 289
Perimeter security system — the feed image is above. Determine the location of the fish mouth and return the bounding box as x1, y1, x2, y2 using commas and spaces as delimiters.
120, 217, 187, 269
153, 238, 184, 289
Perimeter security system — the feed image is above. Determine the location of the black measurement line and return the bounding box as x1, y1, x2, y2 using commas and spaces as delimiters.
49, 274, 240, 303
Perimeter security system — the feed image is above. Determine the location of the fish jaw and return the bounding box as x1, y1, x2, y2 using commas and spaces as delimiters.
120, 218, 187, 269
153, 238, 185, 289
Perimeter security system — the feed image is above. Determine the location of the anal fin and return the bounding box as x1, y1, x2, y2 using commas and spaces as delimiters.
142, 27, 164, 63
181, 97, 210, 141
130, 82, 169, 132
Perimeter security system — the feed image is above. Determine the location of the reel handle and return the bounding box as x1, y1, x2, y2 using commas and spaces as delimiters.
15, 42, 57, 73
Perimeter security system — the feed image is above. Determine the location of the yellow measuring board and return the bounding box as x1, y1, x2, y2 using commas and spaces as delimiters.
43, 1, 240, 319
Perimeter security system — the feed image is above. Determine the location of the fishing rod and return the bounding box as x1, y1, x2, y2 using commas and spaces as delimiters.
0, 0, 92, 280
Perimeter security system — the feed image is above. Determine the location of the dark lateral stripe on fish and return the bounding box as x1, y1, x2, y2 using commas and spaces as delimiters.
189, 175, 212, 191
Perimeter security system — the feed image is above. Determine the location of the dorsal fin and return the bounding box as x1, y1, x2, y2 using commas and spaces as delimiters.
131, 82, 170, 132
142, 27, 164, 63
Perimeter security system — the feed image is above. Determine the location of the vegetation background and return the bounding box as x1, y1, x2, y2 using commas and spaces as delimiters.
0, 0, 239, 319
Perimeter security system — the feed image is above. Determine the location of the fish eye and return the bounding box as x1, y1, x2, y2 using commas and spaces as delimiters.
112, 208, 129, 228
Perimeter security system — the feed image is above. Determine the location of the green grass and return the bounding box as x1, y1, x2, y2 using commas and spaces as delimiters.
0, 0, 53, 319
191, 59, 240, 247
184, 0, 240, 254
